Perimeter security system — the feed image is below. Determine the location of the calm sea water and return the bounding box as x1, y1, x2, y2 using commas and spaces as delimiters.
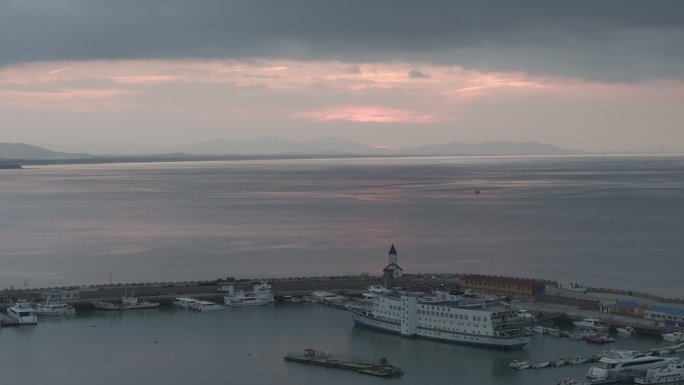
0, 304, 677, 385
1, 155, 683, 296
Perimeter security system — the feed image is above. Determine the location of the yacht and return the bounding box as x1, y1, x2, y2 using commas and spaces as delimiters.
92, 292, 159, 310
32, 299, 76, 316
617, 326, 635, 336
6, 300, 39, 325
310, 291, 347, 304
347, 290, 531, 349
635, 361, 684, 384
224, 282, 274, 306
586, 350, 675, 381
662, 331, 684, 343
174, 297, 199, 309
573, 317, 609, 331
192, 300, 225, 312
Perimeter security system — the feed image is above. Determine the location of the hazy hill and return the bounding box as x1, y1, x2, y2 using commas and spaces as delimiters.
0, 142, 91, 160
399, 141, 583, 156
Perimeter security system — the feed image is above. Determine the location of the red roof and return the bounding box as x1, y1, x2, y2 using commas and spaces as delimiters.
460, 274, 543, 288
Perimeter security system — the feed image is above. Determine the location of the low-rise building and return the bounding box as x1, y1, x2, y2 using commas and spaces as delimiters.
42, 288, 81, 301
645, 305, 684, 328
459, 274, 545, 297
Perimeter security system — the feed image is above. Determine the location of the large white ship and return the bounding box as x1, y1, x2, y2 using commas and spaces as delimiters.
347, 291, 531, 349
224, 282, 275, 306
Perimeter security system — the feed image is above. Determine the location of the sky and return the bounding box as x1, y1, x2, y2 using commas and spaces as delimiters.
1, 0, 683, 153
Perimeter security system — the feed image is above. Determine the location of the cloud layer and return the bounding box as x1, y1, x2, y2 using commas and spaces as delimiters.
1, 1, 683, 81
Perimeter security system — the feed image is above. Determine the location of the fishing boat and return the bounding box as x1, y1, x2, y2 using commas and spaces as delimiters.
92, 292, 159, 310
32, 299, 76, 316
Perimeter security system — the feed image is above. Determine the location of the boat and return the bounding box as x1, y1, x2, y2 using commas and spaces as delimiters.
509, 360, 531, 370
174, 297, 200, 309
284, 349, 403, 378
662, 332, 684, 343
32, 299, 76, 316
635, 361, 684, 384
310, 291, 347, 304
617, 326, 635, 336
192, 300, 225, 312
573, 317, 609, 331
6, 300, 38, 325
347, 290, 532, 349
224, 282, 274, 306
92, 292, 159, 310
585, 334, 615, 344
586, 350, 676, 381
532, 361, 550, 368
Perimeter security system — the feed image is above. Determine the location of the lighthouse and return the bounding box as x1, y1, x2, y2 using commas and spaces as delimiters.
382, 244, 403, 279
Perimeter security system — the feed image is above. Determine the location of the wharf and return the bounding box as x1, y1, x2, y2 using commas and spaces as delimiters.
284, 349, 403, 378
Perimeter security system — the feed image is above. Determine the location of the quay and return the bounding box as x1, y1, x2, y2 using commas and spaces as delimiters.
284, 349, 403, 377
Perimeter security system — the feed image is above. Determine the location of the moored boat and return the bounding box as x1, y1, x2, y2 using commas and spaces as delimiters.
662, 332, 684, 343
573, 317, 609, 331
32, 299, 76, 316
224, 282, 274, 307
6, 300, 38, 325
635, 361, 684, 384
93, 292, 159, 310
586, 350, 675, 381
617, 326, 635, 336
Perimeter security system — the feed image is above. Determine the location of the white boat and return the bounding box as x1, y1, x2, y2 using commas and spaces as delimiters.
635, 361, 684, 384
32, 299, 76, 316
93, 292, 159, 310
573, 317, 609, 331
224, 282, 274, 306
347, 291, 531, 349
509, 360, 530, 370
310, 291, 347, 304
174, 297, 199, 309
662, 331, 684, 343
6, 300, 38, 325
192, 300, 225, 312
586, 350, 676, 380
361, 285, 391, 301
617, 326, 635, 336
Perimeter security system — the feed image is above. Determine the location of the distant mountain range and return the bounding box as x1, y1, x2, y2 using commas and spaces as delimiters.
0, 138, 584, 161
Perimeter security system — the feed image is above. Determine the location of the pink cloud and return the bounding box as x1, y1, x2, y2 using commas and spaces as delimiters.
111, 75, 184, 84
295, 106, 439, 123
0, 88, 137, 111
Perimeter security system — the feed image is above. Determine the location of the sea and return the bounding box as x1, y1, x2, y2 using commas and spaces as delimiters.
1, 155, 683, 296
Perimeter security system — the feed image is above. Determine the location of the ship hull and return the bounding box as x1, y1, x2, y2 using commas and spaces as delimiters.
351, 310, 530, 349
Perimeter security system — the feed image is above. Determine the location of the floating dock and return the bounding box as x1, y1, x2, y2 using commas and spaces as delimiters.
284, 349, 403, 377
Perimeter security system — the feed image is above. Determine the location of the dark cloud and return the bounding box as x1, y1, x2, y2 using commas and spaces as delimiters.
344, 65, 362, 75
408, 70, 431, 79
1, 0, 683, 81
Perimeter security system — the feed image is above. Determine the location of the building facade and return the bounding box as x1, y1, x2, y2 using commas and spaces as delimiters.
645, 306, 684, 328
459, 274, 544, 297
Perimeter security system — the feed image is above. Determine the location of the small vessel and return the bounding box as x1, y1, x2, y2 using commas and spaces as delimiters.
586, 350, 676, 381
192, 300, 225, 312
573, 317, 609, 331
617, 326, 635, 336
585, 334, 615, 344
93, 292, 159, 310
532, 361, 550, 369
635, 361, 684, 384
311, 291, 347, 304
6, 300, 38, 325
224, 282, 274, 306
662, 332, 684, 343
509, 360, 531, 370
174, 297, 199, 309
32, 299, 76, 316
